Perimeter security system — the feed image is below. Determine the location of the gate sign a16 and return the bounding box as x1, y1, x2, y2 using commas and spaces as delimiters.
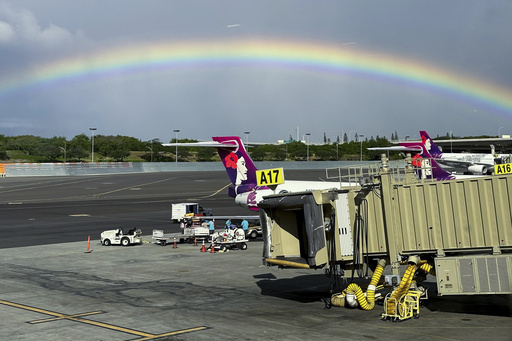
495, 163, 512, 175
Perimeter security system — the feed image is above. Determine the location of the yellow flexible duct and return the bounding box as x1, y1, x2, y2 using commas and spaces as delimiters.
344, 259, 386, 310
418, 262, 436, 276
385, 259, 418, 315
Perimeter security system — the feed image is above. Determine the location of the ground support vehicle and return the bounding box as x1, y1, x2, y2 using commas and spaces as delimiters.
247, 225, 262, 239
101, 228, 142, 246
171, 202, 212, 223
209, 228, 248, 252
152, 226, 209, 246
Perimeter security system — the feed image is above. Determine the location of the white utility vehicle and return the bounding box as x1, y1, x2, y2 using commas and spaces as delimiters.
153, 218, 210, 245
171, 203, 212, 223
101, 228, 142, 246
209, 228, 248, 252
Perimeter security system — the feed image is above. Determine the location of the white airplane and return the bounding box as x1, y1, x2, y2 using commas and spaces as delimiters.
164, 136, 352, 211
368, 137, 481, 181
401, 131, 511, 175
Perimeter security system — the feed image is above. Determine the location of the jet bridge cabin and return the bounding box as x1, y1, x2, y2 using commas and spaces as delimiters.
258, 157, 512, 296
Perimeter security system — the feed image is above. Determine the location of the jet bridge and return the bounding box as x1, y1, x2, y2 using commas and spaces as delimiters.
259, 155, 512, 296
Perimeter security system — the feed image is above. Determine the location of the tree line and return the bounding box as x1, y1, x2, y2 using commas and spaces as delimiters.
0, 133, 398, 163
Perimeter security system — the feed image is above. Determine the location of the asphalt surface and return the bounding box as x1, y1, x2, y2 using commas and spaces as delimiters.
0, 171, 511, 340
0, 171, 254, 248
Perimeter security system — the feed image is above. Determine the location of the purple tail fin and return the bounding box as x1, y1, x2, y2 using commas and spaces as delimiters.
211, 137, 260, 196
419, 131, 443, 158
413, 143, 454, 180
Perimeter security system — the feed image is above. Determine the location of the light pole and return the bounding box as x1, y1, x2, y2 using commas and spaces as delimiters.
359, 134, 364, 162
306, 133, 311, 162
147, 138, 158, 162
499, 126, 504, 138
450, 131, 453, 153
173, 129, 180, 163
59, 142, 67, 163
244, 131, 250, 145
89, 128, 97, 163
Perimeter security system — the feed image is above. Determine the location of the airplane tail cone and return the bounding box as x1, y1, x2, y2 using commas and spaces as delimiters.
200, 240, 206, 252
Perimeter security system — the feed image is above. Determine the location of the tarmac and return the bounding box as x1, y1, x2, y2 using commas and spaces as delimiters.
0, 172, 511, 340
1, 237, 511, 341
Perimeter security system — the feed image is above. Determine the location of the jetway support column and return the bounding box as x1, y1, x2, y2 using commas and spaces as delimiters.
378, 154, 401, 276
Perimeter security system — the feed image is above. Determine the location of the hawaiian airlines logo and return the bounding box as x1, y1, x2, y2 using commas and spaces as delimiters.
221, 139, 247, 185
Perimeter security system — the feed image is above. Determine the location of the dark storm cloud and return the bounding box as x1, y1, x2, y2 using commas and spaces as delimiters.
1, 0, 512, 142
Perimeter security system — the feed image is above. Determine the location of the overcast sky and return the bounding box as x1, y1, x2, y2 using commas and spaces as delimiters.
1, 1, 512, 143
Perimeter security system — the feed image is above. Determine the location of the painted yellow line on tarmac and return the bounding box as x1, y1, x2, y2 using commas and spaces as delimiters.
137, 326, 210, 340
196, 182, 231, 199
0, 299, 208, 339
29, 310, 105, 324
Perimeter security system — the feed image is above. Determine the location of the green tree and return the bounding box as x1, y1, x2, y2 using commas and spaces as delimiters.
196, 148, 215, 161
0, 142, 9, 160
67, 146, 88, 161
38, 143, 63, 162
250, 148, 266, 161
69, 133, 90, 152
286, 141, 307, 160
119, 136, 145, 151
7, 135, 42, 155
110, 148, 131, 161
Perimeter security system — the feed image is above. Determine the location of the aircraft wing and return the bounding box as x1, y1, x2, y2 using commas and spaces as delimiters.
435, 159, 474, 168
162, 141, 237, 148
368, 146, 423, 152
187, 215, 260, 220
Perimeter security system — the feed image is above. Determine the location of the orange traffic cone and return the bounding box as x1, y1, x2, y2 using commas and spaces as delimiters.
210, 241, 215, 253
173, 237, 178, 249
200, 240, 206, 252
85, 236, 92, 253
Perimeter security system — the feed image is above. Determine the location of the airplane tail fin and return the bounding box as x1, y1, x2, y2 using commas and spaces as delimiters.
419, 131, 443, 158
413, 143, 454, 180
211, 136, 258, 188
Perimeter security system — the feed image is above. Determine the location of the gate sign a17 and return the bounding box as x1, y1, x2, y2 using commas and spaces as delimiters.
256, 168, 285, 186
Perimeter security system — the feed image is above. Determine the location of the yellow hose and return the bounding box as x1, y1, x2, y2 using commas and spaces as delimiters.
385, 262, 418, 315
419, 262, 436, 276
344, 259, 386, 310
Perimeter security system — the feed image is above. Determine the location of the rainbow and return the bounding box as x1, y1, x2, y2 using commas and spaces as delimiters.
2, 39, 512, 116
